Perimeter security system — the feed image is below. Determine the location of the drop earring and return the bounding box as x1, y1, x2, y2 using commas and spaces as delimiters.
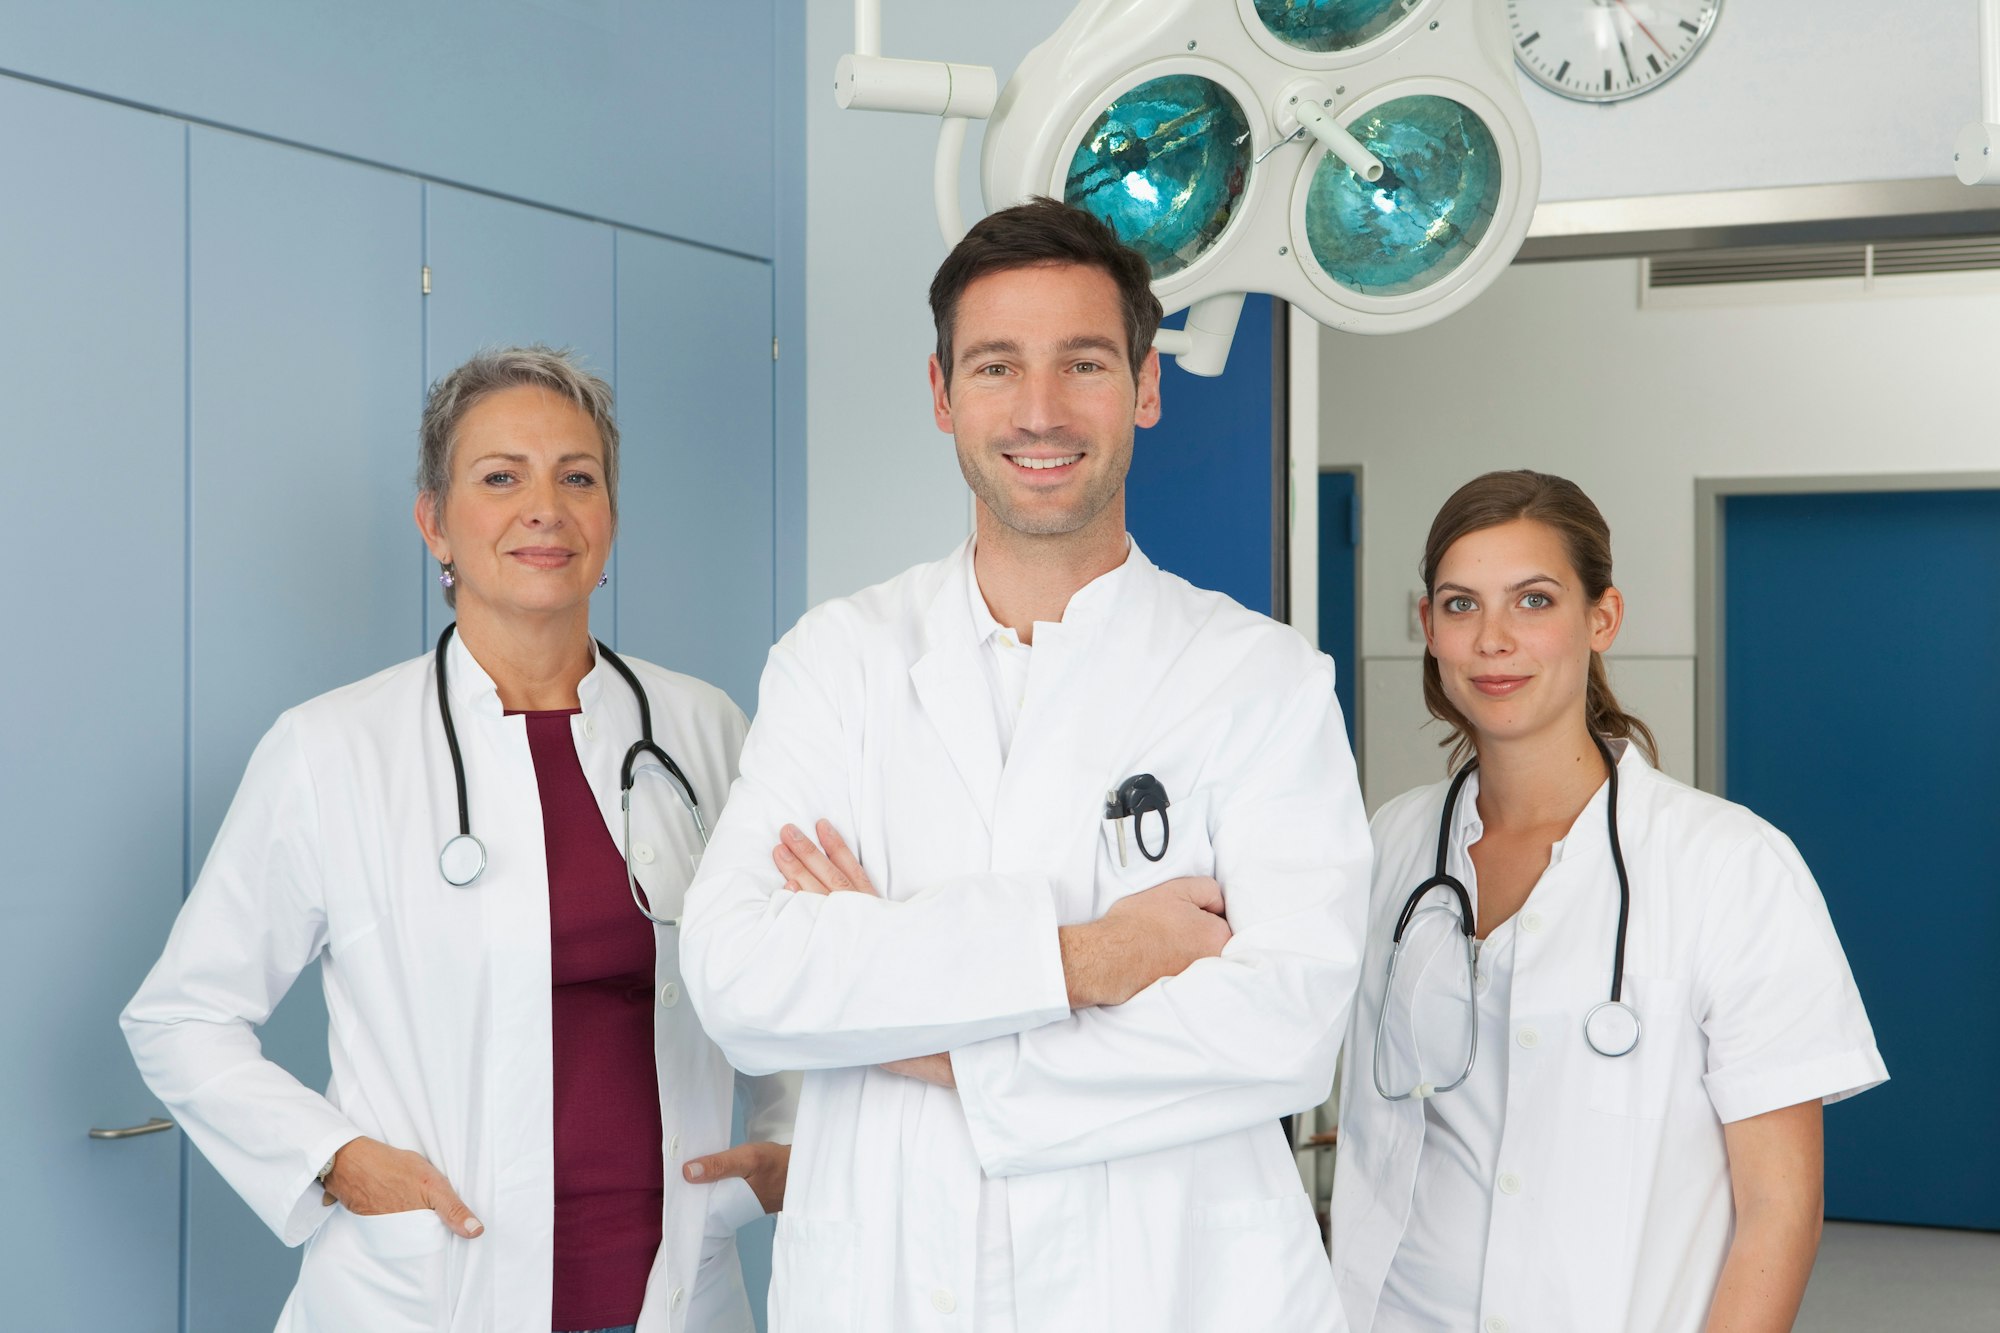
438, 563, 455, 590
596, 571, 609, 589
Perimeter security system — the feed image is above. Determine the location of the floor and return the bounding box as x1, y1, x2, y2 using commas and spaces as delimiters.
1797, 1221, 2000, 1332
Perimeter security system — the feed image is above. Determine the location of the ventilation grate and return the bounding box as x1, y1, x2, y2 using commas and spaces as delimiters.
1647, 244, 1866, 287
1646, 236, 2000, 289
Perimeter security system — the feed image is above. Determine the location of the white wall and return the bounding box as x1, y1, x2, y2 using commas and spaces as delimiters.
1527, 0, 1978, 201
804, 1, 1078, 604
1321, 257, 2000, 806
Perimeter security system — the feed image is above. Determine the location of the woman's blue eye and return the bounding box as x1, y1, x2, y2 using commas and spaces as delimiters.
564, 472, 597, 486
1445, 596, 1475, 613
483, 471, 516, 485
1521, 592, 1552, 609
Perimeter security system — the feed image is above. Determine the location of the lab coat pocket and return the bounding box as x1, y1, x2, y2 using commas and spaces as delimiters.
1097, 789, 1215, 906
1186, 1192, 1334, 1333
771, 1216, 859, 1331
1587, 975, 1690, 1120
295, 1207, 448, 1332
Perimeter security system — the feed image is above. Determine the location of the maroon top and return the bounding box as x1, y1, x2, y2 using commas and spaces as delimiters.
516, 708, 663, 1331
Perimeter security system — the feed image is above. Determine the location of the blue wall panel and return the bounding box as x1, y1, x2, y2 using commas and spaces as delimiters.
1125, 295, 1278, 615
1724, 488, 2000, 1230
0, 79, 186, 1327
1317, 470, 1358, 746
0, 0, 776, 255
183, 128, 425, 1331
613, 234, 775, 713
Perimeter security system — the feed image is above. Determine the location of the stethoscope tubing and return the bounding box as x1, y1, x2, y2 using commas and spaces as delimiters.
1373, 734, 1637, 1101
432, 624, 706, 909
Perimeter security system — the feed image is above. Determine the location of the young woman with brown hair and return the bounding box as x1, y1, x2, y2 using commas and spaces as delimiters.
1332, 470, 1885, 1333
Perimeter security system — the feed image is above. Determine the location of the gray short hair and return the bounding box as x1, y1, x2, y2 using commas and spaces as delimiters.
418, 344, 620, 521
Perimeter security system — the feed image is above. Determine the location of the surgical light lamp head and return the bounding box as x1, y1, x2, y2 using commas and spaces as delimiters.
835, 0, 1539, 375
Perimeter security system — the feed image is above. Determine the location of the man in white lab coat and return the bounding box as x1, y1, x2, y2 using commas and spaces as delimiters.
680, 198, 1370, 1333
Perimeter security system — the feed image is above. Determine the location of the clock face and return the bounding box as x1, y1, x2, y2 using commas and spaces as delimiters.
1508, 0, 1721, 103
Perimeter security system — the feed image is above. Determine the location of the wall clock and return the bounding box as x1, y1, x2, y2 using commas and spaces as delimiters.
1508, 0, 1721, 102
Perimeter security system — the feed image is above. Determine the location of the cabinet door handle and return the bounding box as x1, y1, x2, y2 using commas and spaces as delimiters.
88, 1117, 175, 1141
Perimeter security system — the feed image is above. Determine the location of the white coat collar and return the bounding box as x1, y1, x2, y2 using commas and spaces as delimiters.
440, 624, 614, 720
960, 534, 1144, 647
1448, 737, 1651, 867
913, 537, 1157, 831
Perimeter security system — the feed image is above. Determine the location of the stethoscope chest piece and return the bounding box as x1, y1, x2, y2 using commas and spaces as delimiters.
1584, 999, 1641, 1057
439, 832, 488, 888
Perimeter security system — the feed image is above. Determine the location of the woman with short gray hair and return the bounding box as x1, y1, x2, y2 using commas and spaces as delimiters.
124, 345, 796, 1333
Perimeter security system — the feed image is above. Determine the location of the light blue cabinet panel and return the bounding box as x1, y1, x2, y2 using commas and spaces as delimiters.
0, 0, 777, 254
0, 79, 186, 1329
422, 184, 616, 642
612, 233, 775, 712
182, 128, 424, 1332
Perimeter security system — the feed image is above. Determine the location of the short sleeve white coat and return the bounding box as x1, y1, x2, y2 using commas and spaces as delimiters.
1332, 744, 1886, 1333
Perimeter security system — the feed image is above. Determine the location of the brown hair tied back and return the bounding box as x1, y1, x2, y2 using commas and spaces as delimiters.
1419, 469, 1658, 772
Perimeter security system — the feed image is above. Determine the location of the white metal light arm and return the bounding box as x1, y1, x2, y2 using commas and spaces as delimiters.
1955, 0, 2000, 184
835, 1, 997, 246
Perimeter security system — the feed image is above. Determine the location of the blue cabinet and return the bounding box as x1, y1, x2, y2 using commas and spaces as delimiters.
0, 78, 187, 1331
182, 127, 426, 1331
613, 232, 776, 711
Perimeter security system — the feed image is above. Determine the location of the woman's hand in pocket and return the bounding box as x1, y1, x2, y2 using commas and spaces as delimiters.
320, 1136, 484, 1238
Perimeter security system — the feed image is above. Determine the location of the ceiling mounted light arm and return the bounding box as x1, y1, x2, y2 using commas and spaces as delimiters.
835, 1, 997, 246
1956, 0, 2000, 184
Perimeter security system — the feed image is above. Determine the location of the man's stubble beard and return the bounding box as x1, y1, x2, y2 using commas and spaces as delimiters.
957, 430, 1133, 539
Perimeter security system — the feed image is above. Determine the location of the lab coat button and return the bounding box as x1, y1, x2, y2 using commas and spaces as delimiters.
672, 1286, 685, 1310
659, 981, 680, 1007
1485, 1318, 1508, 1333
1498, 1172, 1523, 1195
1521, 911, 1544, 932
634, 842, 656, 865
582, 716, 598, 740
1516, 1026, 1540, 1049
669, 1133, 680, 1158
931, 1287, 957, 1314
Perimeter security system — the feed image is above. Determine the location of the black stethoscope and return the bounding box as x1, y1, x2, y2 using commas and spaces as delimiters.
1371, 734, 1639, 1103
432, 624, 708, 925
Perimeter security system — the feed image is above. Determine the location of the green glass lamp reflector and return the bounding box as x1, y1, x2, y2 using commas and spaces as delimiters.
1303, 95, 1501, 298
1064, 74, 1252, 279
1252, 0, 1416, 54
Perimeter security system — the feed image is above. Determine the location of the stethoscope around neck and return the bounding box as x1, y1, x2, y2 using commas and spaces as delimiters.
1370, 734, 1640, 1104
432, 624, 708, 925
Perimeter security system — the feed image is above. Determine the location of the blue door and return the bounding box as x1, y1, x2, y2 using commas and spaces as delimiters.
1317, 471, 1358, 747
1722, 487, 2000, 1230
613, 234, 775, 713
0, 76, 187, 1331
182, 127, 425, 1330
1126, 295, 1280, 615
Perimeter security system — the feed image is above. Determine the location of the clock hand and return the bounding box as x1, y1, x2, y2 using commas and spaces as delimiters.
1618, 37, 1638, 85
1612, 0, 1670, 56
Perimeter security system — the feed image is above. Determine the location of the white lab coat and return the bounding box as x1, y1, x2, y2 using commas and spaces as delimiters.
122, 633, 799, 1333
680, 539, 1372, 1333
1333, 744, 1887, 1333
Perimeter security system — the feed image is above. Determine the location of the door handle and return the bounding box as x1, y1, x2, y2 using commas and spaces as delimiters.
88, 1117, 175, 1141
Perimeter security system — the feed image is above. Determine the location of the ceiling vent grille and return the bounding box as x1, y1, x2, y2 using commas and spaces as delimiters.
1645, 237, 2000, 292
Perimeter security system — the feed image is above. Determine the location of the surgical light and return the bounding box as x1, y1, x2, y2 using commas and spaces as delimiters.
836, 0, 1539, 374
